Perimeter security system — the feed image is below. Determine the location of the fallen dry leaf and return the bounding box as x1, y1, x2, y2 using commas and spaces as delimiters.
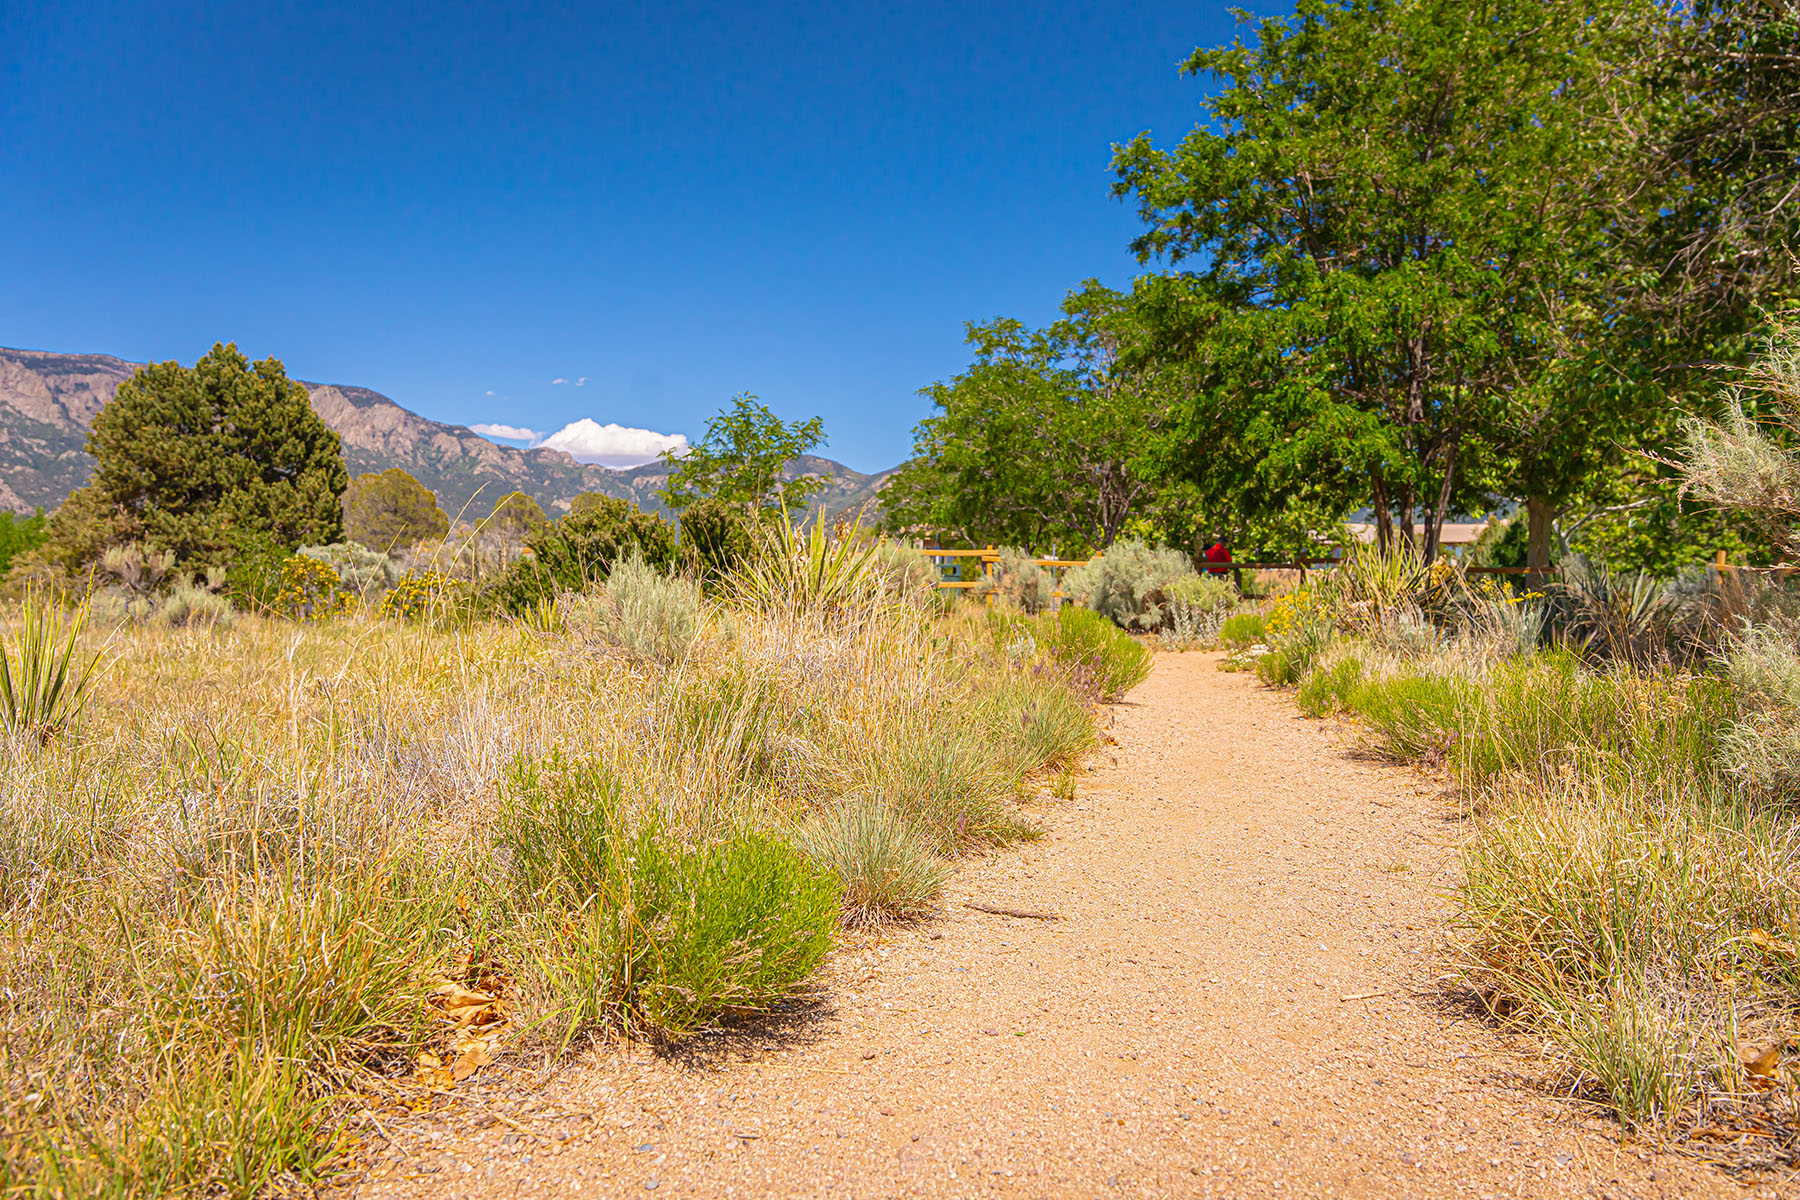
433, 983, 496, 1012
1740, 1041, 1782, 1079
1748, 928, 1798, 959
451, 1042, 494, 1081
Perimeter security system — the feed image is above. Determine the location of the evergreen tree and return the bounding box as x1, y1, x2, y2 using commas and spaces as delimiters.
86, 343, 347, 569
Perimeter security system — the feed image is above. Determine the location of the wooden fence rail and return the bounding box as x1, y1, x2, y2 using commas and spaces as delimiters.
923, 548, 1576, 596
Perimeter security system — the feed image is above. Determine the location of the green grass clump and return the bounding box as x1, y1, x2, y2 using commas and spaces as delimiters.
795, 800, 948, 925
1341, 670, 1471, 761
1294, 656, 1364, 717
1040, 606, 1152, 702
497, 756, 835, 1039
1220, 613, 1265, 648
981, 674, 1097, 774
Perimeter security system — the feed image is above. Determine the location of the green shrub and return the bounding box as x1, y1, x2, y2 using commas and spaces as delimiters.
497, 757, 836, 1039
1061, 538, 1194, 630
1166, 573, 1237, 611
1040, 606, 1153, 702
378, 569, 471, 623
796, 801, 948, 925
154, 579, 236, 630
1162, 574, 1240, 647
572, 553, 702, 665
486, 497, 677, 613
1220, 613, 1266, 648
0, 509, 49, 578
630, 828, 836, 1033
1255, 587, 1333, 685
298, 542, 399, 599
678, 496, 753, 583
976, 547, 1056, 613
270, 555, 353, 620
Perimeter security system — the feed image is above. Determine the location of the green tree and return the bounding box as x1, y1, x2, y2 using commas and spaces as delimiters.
1501, 0, 1800, 576
660, 394, 827, 513
485, 489, 548, 557
1623, 0, 1800, 345
0, 510, 49, 578
1071, 274, 1366, 558
86, 343, 347, 569
343, 469, 449, 549
1113, 0, 1639, 558
883, 305, 1175, 554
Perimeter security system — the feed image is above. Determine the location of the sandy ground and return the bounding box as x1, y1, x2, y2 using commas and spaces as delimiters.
360, 652, 1776, 1199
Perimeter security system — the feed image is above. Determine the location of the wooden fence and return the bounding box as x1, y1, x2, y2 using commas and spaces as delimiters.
929, 547, 1776, 605
924, 548, 1572, 598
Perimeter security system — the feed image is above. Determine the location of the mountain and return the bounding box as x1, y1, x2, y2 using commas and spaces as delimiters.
0, 347, 893, 524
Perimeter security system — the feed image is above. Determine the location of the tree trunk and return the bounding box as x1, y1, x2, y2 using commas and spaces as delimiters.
1525, 495, 1554, 588
1423, 437, 1459, 561
1372, 476, 1394, 552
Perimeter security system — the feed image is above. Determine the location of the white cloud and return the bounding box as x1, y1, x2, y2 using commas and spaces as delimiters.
485, 389, 495, 396
550, 377, 568, 385
575, 377, 588, 387
534, 418, 689, 468
469, 422, 543, 441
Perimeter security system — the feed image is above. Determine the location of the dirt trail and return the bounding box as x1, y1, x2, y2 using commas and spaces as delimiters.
366, 653, 1755, 1199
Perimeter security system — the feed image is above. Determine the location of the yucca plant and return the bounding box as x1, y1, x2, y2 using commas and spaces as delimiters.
1330, 540, 1430, 625
1552, 555, 1674, 667
727, 508, 886, 618
0, 593, 102, 737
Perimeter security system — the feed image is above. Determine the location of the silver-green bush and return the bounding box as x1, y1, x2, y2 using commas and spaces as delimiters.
1062, 538, 1194, 630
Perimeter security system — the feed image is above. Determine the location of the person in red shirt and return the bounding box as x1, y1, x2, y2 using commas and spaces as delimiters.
1203, 538, 1232, 575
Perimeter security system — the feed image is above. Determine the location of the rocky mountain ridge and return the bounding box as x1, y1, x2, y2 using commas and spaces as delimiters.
0, 347, 892, 522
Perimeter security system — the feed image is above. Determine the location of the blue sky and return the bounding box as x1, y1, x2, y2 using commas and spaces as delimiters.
2, 1, 1245, 472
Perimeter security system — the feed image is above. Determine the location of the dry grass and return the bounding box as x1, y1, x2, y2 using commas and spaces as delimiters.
0, 557, 1112, 1195
1293, 634, 1800, 1154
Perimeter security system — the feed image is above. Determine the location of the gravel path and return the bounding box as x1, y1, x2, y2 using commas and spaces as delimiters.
364, 652, 1757, 1198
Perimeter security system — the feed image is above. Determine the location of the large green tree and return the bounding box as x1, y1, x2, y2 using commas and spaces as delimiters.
660, 394, 827, 513
86, 343, 347, 568
343, 468, 449, 549
1113, 0, 1643, 557
1503, 0, 1800, 575
883, 300, 1180, 554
